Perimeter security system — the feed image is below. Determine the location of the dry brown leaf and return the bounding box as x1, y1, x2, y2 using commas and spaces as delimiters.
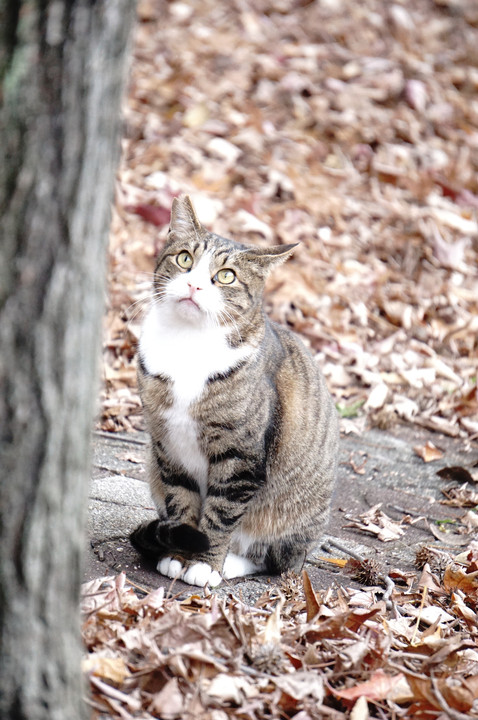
344, 503, 405, 542
437, 466, 477, 484
101, 0, 478, 441
273, 672, 324, 703
82, 655, 130, 685
416, 565, 443, 596
302, 569, 320, 622
441, 484, 478, 507
206, 674, 257, 704
443, 563, 478, 598
149, 677, 184, 719
82, 566, 478, 720
413, 441, 444, 463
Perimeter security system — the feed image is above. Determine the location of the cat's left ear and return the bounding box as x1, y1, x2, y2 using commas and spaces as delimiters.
243, 243, 299, 273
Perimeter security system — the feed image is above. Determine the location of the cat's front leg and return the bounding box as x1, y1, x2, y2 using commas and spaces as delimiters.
156, 463, 263, 586
175, 467, 262, 583
131, 445, 206, 564
148, 442, 202, 528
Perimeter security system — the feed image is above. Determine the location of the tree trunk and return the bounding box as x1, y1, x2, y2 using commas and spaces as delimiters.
0, 2, 136, 718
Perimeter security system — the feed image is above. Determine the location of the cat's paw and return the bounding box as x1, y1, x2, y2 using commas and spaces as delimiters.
157, 557, 222, 587
222, 552, 262, 579
158, 556, 184, 580
182, 562, 222, 587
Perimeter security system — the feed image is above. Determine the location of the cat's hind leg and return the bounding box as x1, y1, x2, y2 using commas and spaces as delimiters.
264, 536, 308, 575
222, 553, 263, 579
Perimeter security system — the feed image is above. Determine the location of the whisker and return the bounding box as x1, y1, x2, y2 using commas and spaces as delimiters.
124, 298, 152, 329
218, 307, 242, 343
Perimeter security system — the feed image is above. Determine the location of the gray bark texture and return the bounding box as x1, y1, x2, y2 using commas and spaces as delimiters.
0, 1, 136, 718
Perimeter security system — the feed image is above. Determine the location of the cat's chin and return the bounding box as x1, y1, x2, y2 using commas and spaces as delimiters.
175, 297, 204, 321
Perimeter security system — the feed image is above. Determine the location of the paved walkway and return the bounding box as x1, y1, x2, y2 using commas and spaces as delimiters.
86, 425, 477, 601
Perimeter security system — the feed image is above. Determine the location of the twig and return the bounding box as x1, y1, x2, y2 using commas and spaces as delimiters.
383, 575, 395, 604
321, 537, 398, 612
124, 577, 151, 595
321, 537, 365, 563
307, 557, 341, 573
387, 660, 429, 680
430, 673, 477, 720
89, 675, 141, 711
93, 429, 148, 445
410, 586, 428, 646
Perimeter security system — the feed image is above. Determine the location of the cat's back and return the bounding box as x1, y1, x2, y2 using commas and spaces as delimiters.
266, 318, 338, 451
212, 317, 339, 547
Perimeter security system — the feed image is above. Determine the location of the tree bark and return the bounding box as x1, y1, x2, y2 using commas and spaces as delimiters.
0, 2, 136, 718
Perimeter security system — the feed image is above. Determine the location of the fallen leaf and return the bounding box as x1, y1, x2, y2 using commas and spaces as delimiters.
417, 564, 443, 593
183, 102, 209, 128
344, 503, 405, 542
262, 599, 282, 644
119, 451, 143, 464
443, 563, 478, 598
304, 607, 381, 642
206, 674, 257, 703
451, 591, 478, 625
302, 570, 320, 622
127, 203, 171, 227
150, 677, 185, 719
413, 441, 444, 463
441, 484, 478, 507
334, 670, 405, 702
364, 383, 388, 410
429, 522, 470, 545
273, 671, 324, 702
437, 466, 477, 484
461, 509, 478, 530
350, 694, 369, 720
82, 655, 130, 685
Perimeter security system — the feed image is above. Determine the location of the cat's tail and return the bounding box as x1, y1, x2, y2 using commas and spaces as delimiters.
130, 519, 210, 560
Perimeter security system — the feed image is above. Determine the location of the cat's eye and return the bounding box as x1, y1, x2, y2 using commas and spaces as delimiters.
215, 269, 236, 285
176, 251, 193, 269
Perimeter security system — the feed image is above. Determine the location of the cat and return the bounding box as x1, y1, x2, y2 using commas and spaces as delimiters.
130, 195, 339, 587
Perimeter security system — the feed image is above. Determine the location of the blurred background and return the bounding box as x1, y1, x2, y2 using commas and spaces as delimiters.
101, 0, 478, 441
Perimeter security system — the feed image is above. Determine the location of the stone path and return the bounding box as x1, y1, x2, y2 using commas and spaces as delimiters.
86, 425, 477, 601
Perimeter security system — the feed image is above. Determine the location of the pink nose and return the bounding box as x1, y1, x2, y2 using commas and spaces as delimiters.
188, 282, 202, 292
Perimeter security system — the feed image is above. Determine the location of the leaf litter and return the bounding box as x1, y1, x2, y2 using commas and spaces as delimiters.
102, 0, 478, 440
92, 0, 478, 716
82, 545, 478, 719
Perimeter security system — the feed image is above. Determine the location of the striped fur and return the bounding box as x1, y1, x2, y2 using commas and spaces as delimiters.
130, 196, 339, 586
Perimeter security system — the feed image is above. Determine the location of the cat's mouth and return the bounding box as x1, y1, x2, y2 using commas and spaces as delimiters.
178, 297, 201, 311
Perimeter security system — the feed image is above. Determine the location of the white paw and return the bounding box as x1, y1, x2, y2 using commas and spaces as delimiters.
158, 557, 184, 579
182, 562, 222, 587
222, 553, 262, 580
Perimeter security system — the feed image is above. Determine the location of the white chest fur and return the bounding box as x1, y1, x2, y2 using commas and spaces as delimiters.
139, 303, 252, 493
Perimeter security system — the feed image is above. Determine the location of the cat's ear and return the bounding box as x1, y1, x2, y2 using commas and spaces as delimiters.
243, 243, 299, 273
169, 195, 202, 236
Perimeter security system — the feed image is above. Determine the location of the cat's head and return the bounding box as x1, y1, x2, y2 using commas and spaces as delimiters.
153, 196, 297, 334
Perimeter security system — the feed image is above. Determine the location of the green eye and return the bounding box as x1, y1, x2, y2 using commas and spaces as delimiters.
176, 251, 193, 269
215, 268, 236, 285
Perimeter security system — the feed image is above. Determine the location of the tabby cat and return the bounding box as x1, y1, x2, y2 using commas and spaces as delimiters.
130, 196, 338, 587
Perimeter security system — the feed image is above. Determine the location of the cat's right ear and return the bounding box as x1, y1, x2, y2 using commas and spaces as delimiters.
169, 195, 202, 238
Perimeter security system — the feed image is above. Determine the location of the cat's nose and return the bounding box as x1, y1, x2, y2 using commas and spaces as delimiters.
187, 282, 202, 292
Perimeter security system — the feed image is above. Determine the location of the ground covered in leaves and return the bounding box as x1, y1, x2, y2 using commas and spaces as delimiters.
104, 0, 477, 439
93, 1, 478, 717
82, 543, 478, 720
